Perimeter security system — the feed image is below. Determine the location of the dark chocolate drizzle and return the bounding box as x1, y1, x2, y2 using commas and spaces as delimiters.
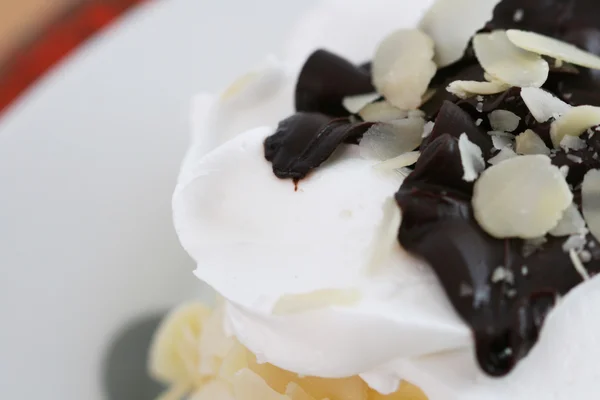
264, 112, 373, 180
263, 0, 600, 378
295, 49, 375, 117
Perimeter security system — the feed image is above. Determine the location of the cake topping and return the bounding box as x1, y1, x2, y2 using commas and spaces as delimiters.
488, 109, 521, 132
519, 87, 571, 123
342, 93, 381, 114
515, 129, 550, 155
372, 29, 437, 110
458, 134, 485, 182
295, 50, 374, 117
359, 117, 425, 162
506, 29, 600, 70
549, 203, 587, 237
263, 0, 600, 379
472, 155, 573, 239
264, 113, 373, 180
358, 100, 410, 122
447, 80, 511, 99
550, 106, 600, 147
472, 30, 549, 88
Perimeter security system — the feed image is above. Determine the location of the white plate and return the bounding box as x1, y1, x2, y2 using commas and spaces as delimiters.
0, 0, 315, 398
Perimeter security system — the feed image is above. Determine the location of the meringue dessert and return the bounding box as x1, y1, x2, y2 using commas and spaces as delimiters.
149, 0, 600, 398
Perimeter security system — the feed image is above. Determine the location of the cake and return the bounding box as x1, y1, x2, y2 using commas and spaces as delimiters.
148, 0, 600, 398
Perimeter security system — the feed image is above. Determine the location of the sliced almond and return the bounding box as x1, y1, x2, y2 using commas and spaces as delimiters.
273, 288, 361, 315
458, 134, 486, 182
342, 93, 381, 114
422, 121, 435, 138
419, 0, 498, 67
569, 249, 591, 281
550, 105, 600, 148
582, 169, 600, 242
473, 30, 549, 88
515, 129, 550, 155
506, 29, 600, 70
447, 80, 511, 99
491, 134, 514, 150
374, 151, 420, 171
489, 109, 521, 132
520, 87, 571, 123
473, 155, 573, 239
372, 29, 437, 110
549, 204, 587, 237
488, 147, 518, 165
359, 101, 408, 122
560, 135, 587, 151
359, 117, 425, 161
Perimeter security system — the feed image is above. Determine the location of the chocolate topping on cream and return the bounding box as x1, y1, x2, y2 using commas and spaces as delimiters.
264, 0, 600, 377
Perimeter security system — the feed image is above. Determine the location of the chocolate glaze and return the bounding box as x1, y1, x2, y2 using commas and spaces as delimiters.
264, 112, 373, 180
396, 131, 600, 376
263, 0, 600, 378
295, 50, 375, 117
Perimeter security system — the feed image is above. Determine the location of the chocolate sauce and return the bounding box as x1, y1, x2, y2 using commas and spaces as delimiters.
264, 112, 373, 180
295, 50, 375, 117
264, 0, 600, 377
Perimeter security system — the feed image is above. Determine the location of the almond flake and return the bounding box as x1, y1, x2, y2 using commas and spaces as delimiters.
419, 0, 498, 67
506, 29, 600, 70
489, 109, 521, 132
458, 133, 485, 182
550, 106, 600, 148
272, 288, 362, 315
488, 147, 518, 165
373, 29, 437, 110
359, 117, 425, 161
549, 204, 587, 237
374, 151, 420, 171
520, 87, 572, 123
560, 135, 587, 151
342, 93, 380, 114
473, 155, 573, 239
491, 134, 514, 150
447, 80, 510, 99
582, 169, 600, 242
422, 121, 435, 138
473, 30, 549, 88
515, 129, 551, 155
569, 249, 591, 281
359, 101, 408, 122
563, 234, 587, 253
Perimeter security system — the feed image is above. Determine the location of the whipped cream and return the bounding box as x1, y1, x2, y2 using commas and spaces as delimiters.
173, 0, 600, 398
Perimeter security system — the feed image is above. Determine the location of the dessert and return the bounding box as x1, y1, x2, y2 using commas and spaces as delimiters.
151, 0, 600, 398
